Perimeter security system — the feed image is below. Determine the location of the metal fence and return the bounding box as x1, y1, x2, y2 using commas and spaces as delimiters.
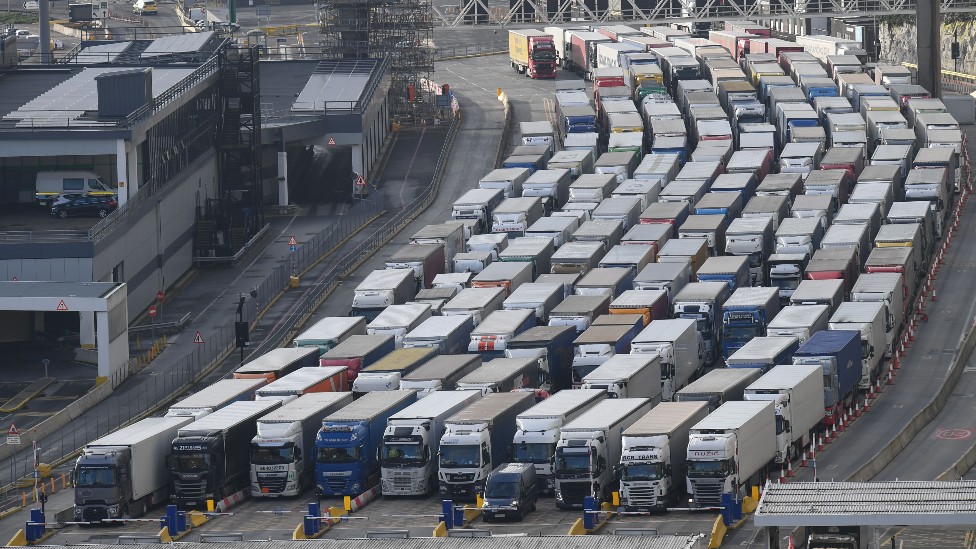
434, 41, 507, 61
0, 112, 460, 506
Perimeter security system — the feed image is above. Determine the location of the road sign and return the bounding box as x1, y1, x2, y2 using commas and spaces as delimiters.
289, 245, 297, 253
7, 424, 19, 445
157, 290, 165, 302
10, 276, 16, 281
148, 305, 157, 318
288, 236, 298, 246
193, 331, 204, 344
327, 137, 337, 146
23, 1, 38, 9
256, 4, 270, 15
56, 300, 68, 311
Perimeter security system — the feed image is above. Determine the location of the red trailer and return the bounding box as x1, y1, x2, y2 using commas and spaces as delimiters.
804, 247, 858, 298
725, 21, 771, 37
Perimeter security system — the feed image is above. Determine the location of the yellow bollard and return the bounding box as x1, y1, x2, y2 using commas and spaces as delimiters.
344, 496, 351, 512
50, 479, 55, 493
21, 493, 25, 507
40, 484, 45, 495
497, 87, 502, 97
61, 473, 66, 489
207, 500, 215, 513
612, 491, 620, 507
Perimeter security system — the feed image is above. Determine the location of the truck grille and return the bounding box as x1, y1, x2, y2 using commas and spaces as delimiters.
82, 507, 108, 522
558, 481, 592, 506
689, 480, 722, 507
392, 472, 413, 491
174, 480, 207, 501
257, 474, 287, 494
324, 478, 347, 493
622, 485, 658, 507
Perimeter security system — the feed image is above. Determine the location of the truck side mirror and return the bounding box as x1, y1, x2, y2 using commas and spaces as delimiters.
665, 465, 672, 476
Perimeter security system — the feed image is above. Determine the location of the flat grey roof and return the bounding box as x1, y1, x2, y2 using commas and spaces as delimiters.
141, 32, 217, 58
259, 60, 320, 118
755, 481, 976, 527
0, 281, 122, 299
2, 66, 194, 128
74, 41, 132, 64
293, 59, 378, 111
0, 69, 79, 119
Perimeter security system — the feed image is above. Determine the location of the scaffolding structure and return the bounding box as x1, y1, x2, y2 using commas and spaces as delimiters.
319, 0, 435, 121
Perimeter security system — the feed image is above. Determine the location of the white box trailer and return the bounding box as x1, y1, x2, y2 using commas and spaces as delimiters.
686, 400, 775, 507
766, 304, 829, 344
631, 318, 702, 401
829, 301, 886, 389
74, 416, 194, 520
581, 353, 662, 401
744, 364, 823, 463
366, 303, 433, 348
850, 272, 905, 358
166, 378, 267, 419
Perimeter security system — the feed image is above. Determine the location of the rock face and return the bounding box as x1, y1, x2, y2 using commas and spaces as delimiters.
880, 18, 976, 74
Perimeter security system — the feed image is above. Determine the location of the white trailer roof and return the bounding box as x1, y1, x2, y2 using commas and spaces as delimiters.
458, 357, 536, 383
623, 401, 709, 436
357, 268, 413, 291
726, 336, 797, 362
746, 363, 821, 391
88, 416, 192, 446
179, 400, 281, 433
325, 390, 416, 422
257, 392, 353, 423
679, 368, 760, 394
517, 389, 606, 419
830, 300, 884, 323
633, 318, 696, 343
691, 400, 771, 430
562, 398, 650, 431
582, 354, 656, 381
768, 305, 829, 328
406, 315, 473, 338
473, 309, 535, 335
390, 389, 482, 421
170, 378, 266, 409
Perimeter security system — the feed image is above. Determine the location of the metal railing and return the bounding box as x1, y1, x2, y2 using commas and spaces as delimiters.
900, 62, 976, 94
434, 40, 507, 60
0, 229, 92, 243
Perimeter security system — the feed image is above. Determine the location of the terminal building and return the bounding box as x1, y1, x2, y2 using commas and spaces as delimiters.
0, 29, 391, 364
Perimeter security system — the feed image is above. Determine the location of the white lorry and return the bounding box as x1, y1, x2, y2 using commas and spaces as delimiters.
511, 389, 606, 495
766, 304, 830, 344
618, 401, 710, 512
744, 364, 824, 464
165, 378, 266, 419
380, 390, 483, 496
438, 392, 537, 501
250, 392, 354, 497
850, 272, 904, 358
366, 303, 432, 348
581, 353, 663, 401
351, 269, 416, 321
554, 398, 652, 508
74, 416, 193, 521
630, 318, 704, 401
686, 400, 776, 508
829, 301, 886, 389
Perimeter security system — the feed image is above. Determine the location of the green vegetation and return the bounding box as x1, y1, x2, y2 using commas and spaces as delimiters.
0, 12, 38, 24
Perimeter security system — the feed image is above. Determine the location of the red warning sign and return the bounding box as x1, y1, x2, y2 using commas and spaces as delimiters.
8, 424, 17, 436
193, 331, 205, 344
148, 305, 157, 318
10, 276, 17, 281
327, 137, 337, 146
56, 300, 68, 311
288, 236, 298, 246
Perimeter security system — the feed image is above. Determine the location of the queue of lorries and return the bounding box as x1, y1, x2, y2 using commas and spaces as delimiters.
70, 20, 960, 529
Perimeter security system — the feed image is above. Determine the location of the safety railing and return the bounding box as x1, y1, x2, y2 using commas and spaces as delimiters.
434, 41, 507, 60
901, 62, 976, 94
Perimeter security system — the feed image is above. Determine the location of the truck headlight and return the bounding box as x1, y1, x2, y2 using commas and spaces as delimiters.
107, 507, 118, 517
74, 508, 81, 518
351, 483, 361, 493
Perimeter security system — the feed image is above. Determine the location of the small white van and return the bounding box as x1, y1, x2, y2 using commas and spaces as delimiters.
35, 171, 115, 206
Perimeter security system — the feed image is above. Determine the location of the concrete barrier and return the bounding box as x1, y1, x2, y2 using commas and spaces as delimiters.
494, 90, 512, 170
848, 319, 976, 481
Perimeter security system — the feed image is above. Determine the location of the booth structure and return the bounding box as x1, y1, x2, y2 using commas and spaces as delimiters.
755, 481, 976, 549
0, 281, 128, 380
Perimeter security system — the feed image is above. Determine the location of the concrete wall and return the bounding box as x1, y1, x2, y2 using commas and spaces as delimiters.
0, 257, 93, 282
93, 152, 218, 318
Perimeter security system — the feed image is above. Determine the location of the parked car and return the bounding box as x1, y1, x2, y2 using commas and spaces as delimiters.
50, 195, 118, 218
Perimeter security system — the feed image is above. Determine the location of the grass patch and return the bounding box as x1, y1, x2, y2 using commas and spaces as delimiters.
0, 12, 39, 25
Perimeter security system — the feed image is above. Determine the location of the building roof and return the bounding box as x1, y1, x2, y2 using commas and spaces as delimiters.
0, 69, 79, 119
293, 59, 379, 112
755, 481, 976, 526
0, 281, 121, 299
